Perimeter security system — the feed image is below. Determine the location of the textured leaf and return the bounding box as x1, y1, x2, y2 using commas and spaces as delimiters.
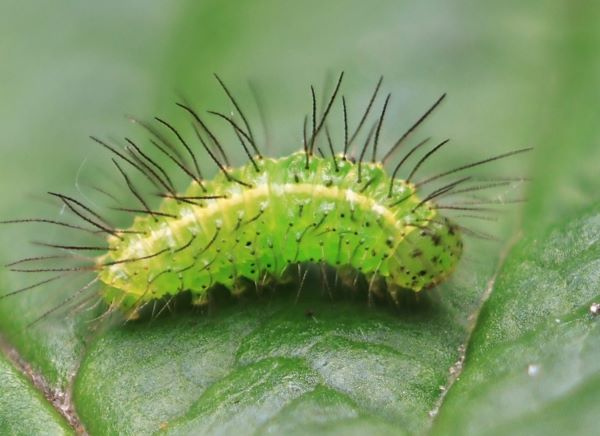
0, 353, 72, 435
74, 291, 475, 434
432, 205, 600, 435
0, 0, 598, 435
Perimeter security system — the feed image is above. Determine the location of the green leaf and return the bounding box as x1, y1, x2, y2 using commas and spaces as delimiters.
432, 205, 600, 435
0, 353, 73, 435
73, 291, 474, 434
0, 0, 599, 434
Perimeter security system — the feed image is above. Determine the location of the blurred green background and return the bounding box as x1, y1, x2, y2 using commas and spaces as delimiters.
0, 1, 598, 435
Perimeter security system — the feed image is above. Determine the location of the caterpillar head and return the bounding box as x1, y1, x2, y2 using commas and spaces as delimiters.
388, 214, 463, 293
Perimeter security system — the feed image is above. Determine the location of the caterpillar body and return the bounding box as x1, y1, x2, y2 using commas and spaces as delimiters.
2, 73, 530, 321
100, 152, 461, 313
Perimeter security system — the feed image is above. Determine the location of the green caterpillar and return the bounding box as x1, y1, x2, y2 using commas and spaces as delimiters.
3, 73, 530, 322
99, 151, 461, 313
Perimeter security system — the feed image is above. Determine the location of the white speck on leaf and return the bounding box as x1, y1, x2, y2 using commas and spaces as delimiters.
527, 363, 541, 377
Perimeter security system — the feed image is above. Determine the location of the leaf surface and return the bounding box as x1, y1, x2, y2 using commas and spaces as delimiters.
0, 1, 598, 434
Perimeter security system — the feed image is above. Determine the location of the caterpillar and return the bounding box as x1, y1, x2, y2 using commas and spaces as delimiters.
1, 73, 530, 322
